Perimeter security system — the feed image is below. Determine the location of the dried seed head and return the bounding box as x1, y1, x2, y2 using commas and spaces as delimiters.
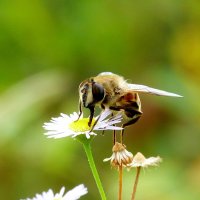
129, 152, 162, 168
104, 142, 133, 168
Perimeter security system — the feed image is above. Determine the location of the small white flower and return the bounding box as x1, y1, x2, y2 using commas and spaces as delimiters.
129, 152, 162, 168
43, 109, 123, 139
103, 142, 133, 168
21, 184, 88, 200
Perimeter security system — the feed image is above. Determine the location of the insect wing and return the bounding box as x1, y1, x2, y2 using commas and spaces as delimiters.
128, 84, 182, 97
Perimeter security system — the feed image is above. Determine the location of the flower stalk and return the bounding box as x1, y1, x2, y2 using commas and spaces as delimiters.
43, 110, 123, 200
129, 152, 162, 200
131, 166, 141, 200
78, 137, 107, 200
104, 143, 134, 200
118, 165, 123, 200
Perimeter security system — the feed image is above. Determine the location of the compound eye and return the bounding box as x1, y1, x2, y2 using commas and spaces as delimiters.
92, 82, 105, 102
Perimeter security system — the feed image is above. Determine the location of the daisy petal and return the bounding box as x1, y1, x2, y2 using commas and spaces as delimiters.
21, 185, 88, 200
43, 110, 123, 139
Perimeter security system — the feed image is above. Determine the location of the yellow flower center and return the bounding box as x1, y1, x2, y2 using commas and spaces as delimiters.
69, 118, 96, 132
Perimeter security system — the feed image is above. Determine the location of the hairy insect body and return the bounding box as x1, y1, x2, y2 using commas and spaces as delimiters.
94, 74, 142, 123
94, 74, 125, 106
78, 72, 182, 129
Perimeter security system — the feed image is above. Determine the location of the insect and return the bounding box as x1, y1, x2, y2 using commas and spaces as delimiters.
78, 72, 182, 141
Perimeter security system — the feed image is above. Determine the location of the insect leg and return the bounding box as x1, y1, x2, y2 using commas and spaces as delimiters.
109, 106, 124, 144
109, 105, 142, 143
120, 111, 142, 143
88, 106, 95, 127
89, 110, 104, 132
75, 100, 83, 122
111, 113, 117, 145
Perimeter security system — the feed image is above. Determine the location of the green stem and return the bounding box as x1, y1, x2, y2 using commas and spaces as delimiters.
83, 142, 107, 200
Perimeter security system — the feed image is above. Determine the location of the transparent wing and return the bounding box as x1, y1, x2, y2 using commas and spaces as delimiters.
128, 84, 183, 97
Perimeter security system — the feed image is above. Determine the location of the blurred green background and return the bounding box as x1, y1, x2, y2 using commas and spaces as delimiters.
0, 0, 200, 199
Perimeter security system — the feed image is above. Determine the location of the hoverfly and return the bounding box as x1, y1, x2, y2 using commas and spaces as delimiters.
78, 72, 182, 142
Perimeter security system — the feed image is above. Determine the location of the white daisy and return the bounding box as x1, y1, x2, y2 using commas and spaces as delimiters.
103, 142, 133, 167
43, 109, 123, 139
129, 152, 162, 168
21, 184, 88, 200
